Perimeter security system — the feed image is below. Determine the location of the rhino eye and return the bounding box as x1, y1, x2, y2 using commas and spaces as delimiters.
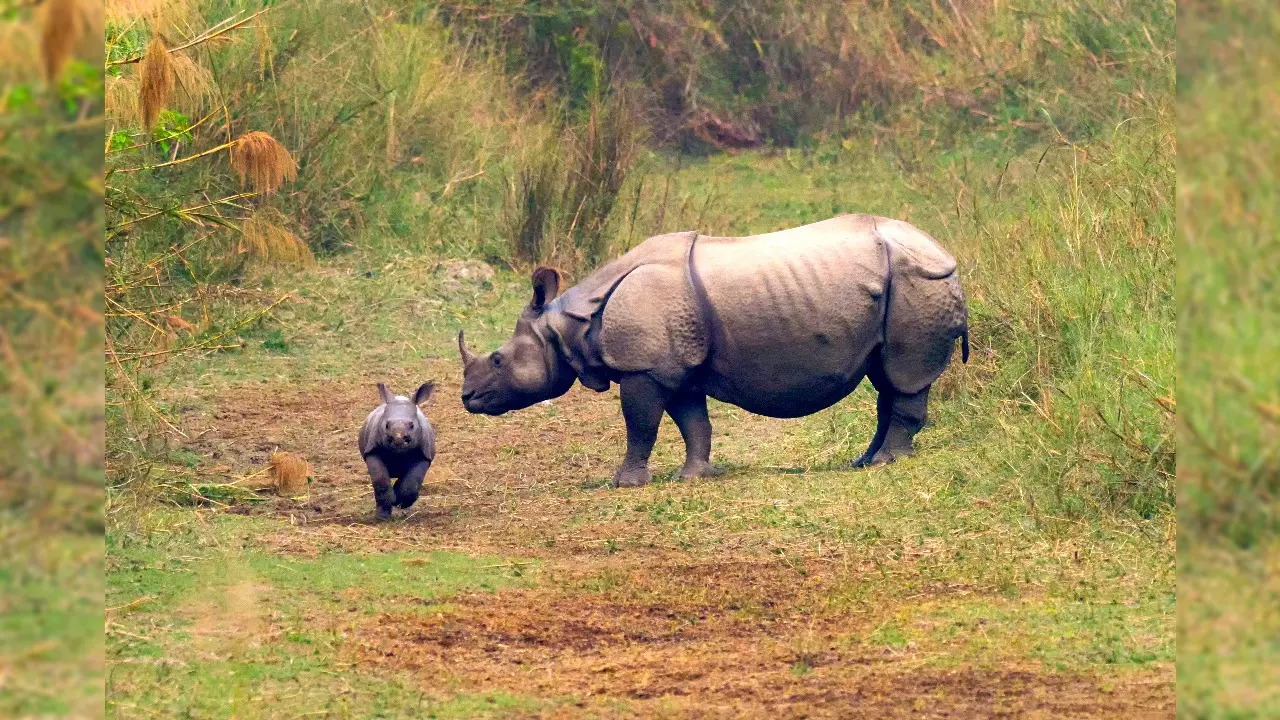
408, 422, 415, 430
384, 421, 391, 431
492, 352, 503, 368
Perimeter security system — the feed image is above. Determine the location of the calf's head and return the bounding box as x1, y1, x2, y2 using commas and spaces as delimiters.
459, 267, 577, 416
375, 382, 433, 450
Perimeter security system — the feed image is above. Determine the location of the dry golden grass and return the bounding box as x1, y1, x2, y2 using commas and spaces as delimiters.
105, 74, 139, 127
0, 23, 39, 82
109, 45, 211, 128
238, 209, 313, 266
255, 20, 275, 79
138, 37, 174, 129
268, 451, 309, 496
106, 0, 198, 36
39, 0, 85, 83
229, 131, 298, 194
169, 51, 216, 116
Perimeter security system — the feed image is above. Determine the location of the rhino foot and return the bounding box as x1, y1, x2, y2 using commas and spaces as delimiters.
680, 461, 724, 480
375, 506, 393, 521
853, 450, 902, 469
612, 466, 652, 488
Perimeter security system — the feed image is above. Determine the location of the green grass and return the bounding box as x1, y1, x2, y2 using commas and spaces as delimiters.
107, 510, 545, 718
1178, 1, 1280, 717
0, 530, 104, 718
2, 11, 106, 719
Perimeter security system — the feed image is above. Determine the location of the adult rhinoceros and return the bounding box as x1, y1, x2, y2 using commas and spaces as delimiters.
457, 214, 969, 488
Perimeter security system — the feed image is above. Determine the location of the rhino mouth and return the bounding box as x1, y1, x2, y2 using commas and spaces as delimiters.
462, 391, 506, 416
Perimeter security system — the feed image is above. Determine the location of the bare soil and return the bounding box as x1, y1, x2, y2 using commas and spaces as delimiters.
173, 360, 1174, 717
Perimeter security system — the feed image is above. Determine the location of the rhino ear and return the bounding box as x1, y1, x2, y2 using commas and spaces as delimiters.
413, 381, 435, 406
530, 266, 564, 312
377, 383, 393, 405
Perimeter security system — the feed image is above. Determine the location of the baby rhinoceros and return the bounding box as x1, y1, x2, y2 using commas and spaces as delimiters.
358, 382, 436, 520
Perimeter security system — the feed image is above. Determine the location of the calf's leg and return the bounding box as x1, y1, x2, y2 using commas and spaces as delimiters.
393, 459, 430, 509
364, 454, 396, 519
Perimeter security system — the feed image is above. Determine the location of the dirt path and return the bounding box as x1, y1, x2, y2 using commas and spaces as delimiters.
171, 359, 1174, 718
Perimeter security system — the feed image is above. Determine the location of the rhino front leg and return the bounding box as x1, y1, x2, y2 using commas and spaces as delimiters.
667, 391, 723, 479
364, 454, 396, 520
612, 374, 670, 488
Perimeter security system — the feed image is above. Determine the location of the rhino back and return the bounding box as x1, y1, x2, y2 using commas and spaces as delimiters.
694, 216, 889, 388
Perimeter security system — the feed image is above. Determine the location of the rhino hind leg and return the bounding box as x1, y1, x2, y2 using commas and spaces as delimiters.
871, 385, 930, 466
667, 391, 724, 479
613, 374, 669, 488
854, 362, 931, 468
393, 459, 430, 509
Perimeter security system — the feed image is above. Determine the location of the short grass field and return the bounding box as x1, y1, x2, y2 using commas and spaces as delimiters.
106, 138, 1175, 717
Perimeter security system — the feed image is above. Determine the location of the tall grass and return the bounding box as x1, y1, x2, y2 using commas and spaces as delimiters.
1178, 0, 1280, 547
439, 0, 1173, 151
504, 87, 648, 266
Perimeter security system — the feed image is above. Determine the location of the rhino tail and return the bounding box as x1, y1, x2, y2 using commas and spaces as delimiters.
961, 329, 970, 364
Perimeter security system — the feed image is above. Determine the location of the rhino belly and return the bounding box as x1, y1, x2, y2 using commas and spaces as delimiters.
700, 319, 881, 418
703, 368, 869, 418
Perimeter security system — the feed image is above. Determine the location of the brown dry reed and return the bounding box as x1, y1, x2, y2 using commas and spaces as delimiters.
106, 0, 198, 36
169, 52, 216, 115
105, 74, 139, 126
239, 209, 313, 266
230, 131, 299, 194
0, 23, 39, 81
40, 0, 86, 83
139, 37, 174, 129
268, 451, 309, 496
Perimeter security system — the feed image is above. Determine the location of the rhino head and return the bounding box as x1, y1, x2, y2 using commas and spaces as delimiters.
458, 267, 578, 415
374, 381, 434, 451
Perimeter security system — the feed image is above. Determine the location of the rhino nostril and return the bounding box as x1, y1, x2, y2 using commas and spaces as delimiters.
461, 390, 475, 402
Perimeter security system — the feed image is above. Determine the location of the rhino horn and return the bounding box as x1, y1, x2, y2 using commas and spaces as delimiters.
457, 330, 474, 366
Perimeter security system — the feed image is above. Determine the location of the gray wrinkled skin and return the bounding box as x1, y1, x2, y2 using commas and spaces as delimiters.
358, 382, 436, 519
458, 214, 969, 488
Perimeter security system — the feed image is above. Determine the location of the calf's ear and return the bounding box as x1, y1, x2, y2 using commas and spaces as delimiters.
377, 383, 393, 405
413, 381, 435, 406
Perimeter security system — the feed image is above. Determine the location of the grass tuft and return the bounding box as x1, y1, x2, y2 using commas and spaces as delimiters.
238, 208, 312, 266
229, 131, 298, 195
39, 0, 85, 83
267, 451, 310, 496
137, 36, 173, 129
